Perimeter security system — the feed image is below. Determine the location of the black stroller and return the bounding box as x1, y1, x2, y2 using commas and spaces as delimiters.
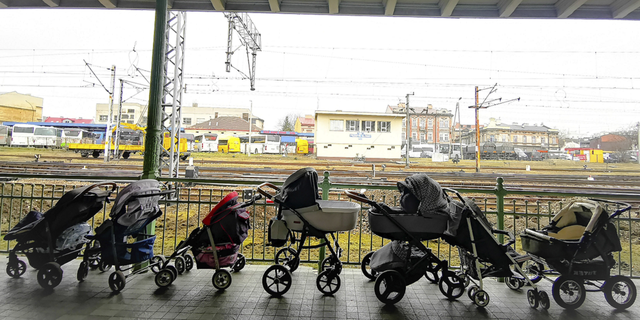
345, 174, 460, 305
443, 194, 549, 309
4, 182, 116, 289
89, 179, 175, 293
521, 199, 636, 310
258, 167, 361, 296
156, 191, 259, 290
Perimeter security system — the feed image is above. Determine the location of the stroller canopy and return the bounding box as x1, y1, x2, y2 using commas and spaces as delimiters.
546, 200, 607, 240
278, 167, 321, 210
111, 179, 163, 229
397, 174, 450, 218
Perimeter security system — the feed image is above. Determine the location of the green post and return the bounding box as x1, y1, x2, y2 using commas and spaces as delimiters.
495, 177, 506, 244
317, 171, 331, 270
141, 0, 168, 180
136, 0, 167, 271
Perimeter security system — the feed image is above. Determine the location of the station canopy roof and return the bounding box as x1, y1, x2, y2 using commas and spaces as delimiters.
2, 0, 640, 20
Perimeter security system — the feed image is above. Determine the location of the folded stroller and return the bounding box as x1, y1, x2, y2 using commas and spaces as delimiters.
259, 167, 360, 296
346, 174, 459, 305
155, 191, 260, 290
443, 194, 549, 309
4, 182, 116, 289
521, 199, 636, 310
90, 179, 175, 293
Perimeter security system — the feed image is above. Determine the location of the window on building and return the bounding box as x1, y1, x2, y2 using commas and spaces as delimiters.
420, 118, 426, 127
346, 120, 359, 132
121, 115, 129, 119
63, 119, 72, 123
439, 118, 449, 128
532, 136, 537, 143
439, 133, 449, 142
411, 118, 417, 127
127, 109, 135, 114
427, 132, 433, 142
541, 137, 546, 144
513, 136, 518, 143
420, 133, 425, 141
112, 116, 118, 121
361, 121, 375, 132
99, 115, 108, 121
183, 118, 192, 125
412, 132, 418, 141
427, 118, 433, 128
502, 135, 507, 142
523, 136, 527, 143
490, 135, 495, 142
378, 121, 391, 132
330, 120, 344, 131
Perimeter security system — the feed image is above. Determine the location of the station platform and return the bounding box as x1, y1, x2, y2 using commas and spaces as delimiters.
1, 258, 638, 320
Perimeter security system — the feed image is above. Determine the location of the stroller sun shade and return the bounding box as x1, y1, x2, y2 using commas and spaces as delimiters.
397, 174, 450, 217
277, 167, 321, 210
110, 180, 163, 234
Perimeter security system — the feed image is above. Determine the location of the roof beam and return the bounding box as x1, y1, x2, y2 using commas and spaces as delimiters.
210, 0, 225, 11
384, 0, 397, 16
98, 0, 117, 8
555, 0, 588, 18
439, 0, 459, 17
611, 0, 640, 18
328, 0, 339, 14
0, 0, 9, 8
268, 0, 280, 12
42, 0, 60, 7
497, 0, 522, 18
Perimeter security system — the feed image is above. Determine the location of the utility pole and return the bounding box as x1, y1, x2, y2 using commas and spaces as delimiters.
450, 98, 462, 159
114, 79, 124, 158
225, 12, 262, 91
405, 92, 414, 168
248, 100, 253, 156
474, 86, 480, 172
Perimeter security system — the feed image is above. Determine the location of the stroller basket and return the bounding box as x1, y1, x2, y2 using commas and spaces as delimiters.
98, 235, 155, 265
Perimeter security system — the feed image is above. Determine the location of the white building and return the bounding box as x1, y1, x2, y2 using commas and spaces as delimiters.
315, 110, 405, 161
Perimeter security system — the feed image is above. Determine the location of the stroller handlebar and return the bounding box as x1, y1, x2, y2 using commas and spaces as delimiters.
492, 229, 516, 247
257, 182, 280, 200
588, 198, 632, 219
344, 190, 375, 205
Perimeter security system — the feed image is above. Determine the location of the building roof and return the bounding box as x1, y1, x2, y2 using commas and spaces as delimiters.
387, 104, 452, 116
188, 116, 260, 132
298, 117, 315, 126
44, 117, 93, 124
600, 134, 627, 142
484, 119, 556, 133
316, 110, 405, 118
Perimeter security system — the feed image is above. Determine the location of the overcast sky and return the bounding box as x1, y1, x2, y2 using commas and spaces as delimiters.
1, 9, 639, 137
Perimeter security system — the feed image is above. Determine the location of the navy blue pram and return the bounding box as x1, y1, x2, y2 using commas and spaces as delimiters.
89, 179, 174, 293
4, 182, 116, 289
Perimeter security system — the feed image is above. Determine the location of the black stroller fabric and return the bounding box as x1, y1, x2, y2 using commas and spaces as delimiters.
277, 167, 321, 209
202, 192, 251, 245
397, 174, 450, 218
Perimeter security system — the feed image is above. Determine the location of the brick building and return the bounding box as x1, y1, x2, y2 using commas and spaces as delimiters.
386, 103, 453, 146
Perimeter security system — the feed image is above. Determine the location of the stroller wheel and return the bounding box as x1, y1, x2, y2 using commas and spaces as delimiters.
438, 273, 465, 300
109, 271, 127, 293
175, 256, 186, 275
518, 259, 544, 284
424, 262, 441, 283
472, 290, 490, 308
6, 259, 27, 279
316, 270, 341, 296
539, 290, 551, 310
77, 261, 89, 282
361, 252, 377, 280
467, 285, 479, 301
212, 269, 232, 290
150, 255, 166, 274
89, 258, 100, 270
155, 269, 175, 288
603, 275, 637, 310
321, 256, 342, 275
233, 254, 246, 272
98, 260, 112, 273
527, 289, 539, 308
275, 248, 299, 273
37, 262, 63, 289
262, 265, 292, 297
552, 276, 586, 309
374, 270, 406, 305
506, 276, 524, 290
184, 254, 194, 271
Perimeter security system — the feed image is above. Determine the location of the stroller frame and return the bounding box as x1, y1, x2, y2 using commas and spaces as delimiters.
345, 190, 454, 305
5, 182, 117, 289
521, 198, 636, 310
258, 182, 347, 297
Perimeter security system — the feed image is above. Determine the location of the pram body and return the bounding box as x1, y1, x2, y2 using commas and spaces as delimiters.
521, 199, 636, 310
89, 179, 174, 293
259, 167, 360, 297
156, 191, 258, 290
346, 174, 460, 305
4, 182, 116, 289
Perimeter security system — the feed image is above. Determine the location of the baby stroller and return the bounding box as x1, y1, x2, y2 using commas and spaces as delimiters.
156, 191, 260, 290
258, 167, 360, 297
521, 199, 636, 310
89, 179, 175, 293
4, 182, 116, 289
443, 194, 549, 309
346, 174, 460, 305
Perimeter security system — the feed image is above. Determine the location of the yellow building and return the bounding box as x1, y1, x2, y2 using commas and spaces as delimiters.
0, 92, 43, 123
315, 110, 404, 161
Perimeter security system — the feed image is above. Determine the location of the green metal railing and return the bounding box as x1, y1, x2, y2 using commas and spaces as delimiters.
1, 172, 638, 278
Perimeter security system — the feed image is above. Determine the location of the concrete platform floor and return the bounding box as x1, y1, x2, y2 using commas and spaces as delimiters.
1, 257, 639, 320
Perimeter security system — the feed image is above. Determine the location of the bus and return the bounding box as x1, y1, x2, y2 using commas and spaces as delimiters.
181, 133, 195, 152
295, 138, 309, 154
61, 129, 91, 146
194, 133, 218, 152
0, 125, 10, 146
11, 124, 39, 147
33, 127, 62, 148
240, 134, 281, 154
218, 136, 241, 153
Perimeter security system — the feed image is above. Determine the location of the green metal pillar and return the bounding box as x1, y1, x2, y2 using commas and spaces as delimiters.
317, 171, 331, 270
141, 0, 168, 180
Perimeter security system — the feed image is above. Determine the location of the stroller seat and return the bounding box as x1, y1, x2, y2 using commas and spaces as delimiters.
282, 200, 359, 232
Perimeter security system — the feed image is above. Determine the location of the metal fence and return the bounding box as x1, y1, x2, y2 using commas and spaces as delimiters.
1, 172, 638, 277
